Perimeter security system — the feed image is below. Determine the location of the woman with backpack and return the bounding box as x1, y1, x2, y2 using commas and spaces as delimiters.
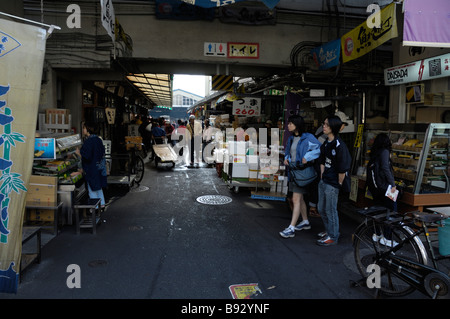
367, 133, 398, 212
366, 133, 399, 247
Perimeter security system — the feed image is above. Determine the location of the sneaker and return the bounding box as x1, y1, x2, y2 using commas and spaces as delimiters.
279, 227, 295, 238
317, 236, 337, 246
294, 221, 311, 231
317, 231, 327, 238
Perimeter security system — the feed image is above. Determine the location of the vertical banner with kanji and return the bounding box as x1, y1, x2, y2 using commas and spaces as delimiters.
0, 17, 48, 293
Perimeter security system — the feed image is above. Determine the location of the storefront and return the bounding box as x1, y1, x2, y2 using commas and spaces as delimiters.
349, 51, 450, 213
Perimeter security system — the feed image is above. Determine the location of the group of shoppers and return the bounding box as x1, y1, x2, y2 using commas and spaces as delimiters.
279, 114, 397, 247
75, 114, 397, 246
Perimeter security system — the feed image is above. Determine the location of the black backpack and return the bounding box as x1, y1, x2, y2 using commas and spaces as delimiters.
366, 157, 383, 198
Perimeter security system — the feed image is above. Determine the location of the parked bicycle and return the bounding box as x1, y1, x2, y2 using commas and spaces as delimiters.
127, 144, 145, 185
352, 206, 450, 299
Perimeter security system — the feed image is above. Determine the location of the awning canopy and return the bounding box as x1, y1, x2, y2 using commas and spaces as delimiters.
126, 73, 172, 108
187, 90, 227, 113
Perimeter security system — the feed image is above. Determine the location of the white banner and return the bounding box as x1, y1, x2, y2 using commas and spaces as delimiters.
101, 0, 115, 41
0, 17, 48, 293
384, 53, 450, 86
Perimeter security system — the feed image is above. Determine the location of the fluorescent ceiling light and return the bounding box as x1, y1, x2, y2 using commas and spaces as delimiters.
126, 73, 172, 107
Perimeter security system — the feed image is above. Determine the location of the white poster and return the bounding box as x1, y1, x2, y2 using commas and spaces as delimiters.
0, 17, 48, 294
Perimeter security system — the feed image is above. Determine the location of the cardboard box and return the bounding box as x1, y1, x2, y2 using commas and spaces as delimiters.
28, 209, 54, 221
26, 175, 57, 206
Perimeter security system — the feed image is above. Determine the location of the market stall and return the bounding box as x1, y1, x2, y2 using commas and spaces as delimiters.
352, 123, 450, 212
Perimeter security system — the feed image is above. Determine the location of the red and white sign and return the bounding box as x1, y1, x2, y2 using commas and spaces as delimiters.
232, 97, 261, 116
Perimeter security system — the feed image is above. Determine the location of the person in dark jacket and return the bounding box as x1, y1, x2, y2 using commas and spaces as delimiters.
317, 115, 352, 246
368, 133, 397, 211
368, 133, 398, 247
76, 121, 107, 207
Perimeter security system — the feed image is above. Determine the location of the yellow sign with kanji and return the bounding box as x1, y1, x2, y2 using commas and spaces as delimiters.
341, 3, 397, 63
228, 42, 259, 59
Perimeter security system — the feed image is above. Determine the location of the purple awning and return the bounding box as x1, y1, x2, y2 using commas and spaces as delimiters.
403, 0, 450, 47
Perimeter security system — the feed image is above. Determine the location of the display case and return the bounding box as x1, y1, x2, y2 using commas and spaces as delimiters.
32, 133, 86, 225
359, 123, 450, 210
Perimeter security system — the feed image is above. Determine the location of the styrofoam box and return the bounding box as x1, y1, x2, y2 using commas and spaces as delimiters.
232, 163, 249, 178
247, 155, 258, 164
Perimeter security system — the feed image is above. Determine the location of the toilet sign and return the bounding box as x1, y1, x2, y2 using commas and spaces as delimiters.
204, 42, 226, 57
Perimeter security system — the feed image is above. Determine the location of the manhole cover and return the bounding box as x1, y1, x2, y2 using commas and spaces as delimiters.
196, 195, 232, 205
130, 185, 149, 193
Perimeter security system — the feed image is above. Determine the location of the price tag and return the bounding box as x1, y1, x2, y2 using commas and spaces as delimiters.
232, 97, 261, 117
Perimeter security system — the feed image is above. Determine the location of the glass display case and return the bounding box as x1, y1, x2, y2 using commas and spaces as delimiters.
361, 123, 450, 209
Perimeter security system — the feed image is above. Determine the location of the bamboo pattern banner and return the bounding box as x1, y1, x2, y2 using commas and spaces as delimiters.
0, 18, 48, 294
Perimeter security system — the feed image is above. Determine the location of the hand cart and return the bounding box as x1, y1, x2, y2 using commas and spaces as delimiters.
153, 144, 177, 168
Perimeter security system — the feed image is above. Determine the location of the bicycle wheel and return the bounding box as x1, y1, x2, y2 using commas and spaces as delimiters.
353, 221, 425, 297
132, 156, 145, 184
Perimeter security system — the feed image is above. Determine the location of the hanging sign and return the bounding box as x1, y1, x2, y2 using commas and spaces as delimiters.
0, 17, 48, 294
232, 97, 261, 116
105, 107, 116, 124
311, 39, 341, 70
101, 0, 115, 41
341, 3, 397, 63
384, 52, 450, 86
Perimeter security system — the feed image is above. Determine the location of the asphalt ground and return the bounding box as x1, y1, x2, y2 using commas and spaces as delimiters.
1, 159, 436, 312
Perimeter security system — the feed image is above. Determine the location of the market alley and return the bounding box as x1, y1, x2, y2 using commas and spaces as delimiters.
4, 161, 433, 302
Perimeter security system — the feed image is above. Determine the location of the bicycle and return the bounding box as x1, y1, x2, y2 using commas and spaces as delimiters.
127, 144, 145, 185
352, 206, 450, 299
